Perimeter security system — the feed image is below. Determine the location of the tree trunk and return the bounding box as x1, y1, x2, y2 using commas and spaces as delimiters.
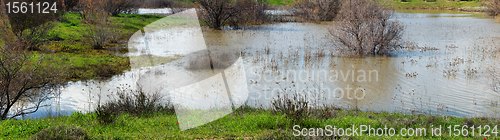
0, 0, 17, 47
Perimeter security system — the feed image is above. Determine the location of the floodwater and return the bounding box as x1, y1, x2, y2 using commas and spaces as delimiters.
19, 10, 500, 119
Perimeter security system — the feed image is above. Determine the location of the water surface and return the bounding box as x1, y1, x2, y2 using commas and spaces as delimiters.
21, 11, 500, 119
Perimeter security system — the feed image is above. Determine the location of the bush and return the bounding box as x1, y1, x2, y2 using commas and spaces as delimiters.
484, 0, 500, 16
197, 0, 267, 29
271, 94, 310, 121
293, 0, 341, 21
95, 86, 173, 124
32, 125, 89, 140
330, 0, 404, 56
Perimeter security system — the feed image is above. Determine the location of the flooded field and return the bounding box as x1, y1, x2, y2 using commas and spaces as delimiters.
23, 11, 500, 119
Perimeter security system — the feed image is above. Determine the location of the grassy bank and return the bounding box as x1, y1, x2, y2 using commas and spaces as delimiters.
265, 0, 482, 11
267, 0, 295, 6
381, 0, 482, 11
36, 13, 163, 80
1, 108, 498, 139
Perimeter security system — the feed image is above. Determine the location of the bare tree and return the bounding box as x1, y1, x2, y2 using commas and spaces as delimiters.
330, 0, 404, 56
197, 0, 266, 29
294, 0, 341, 21
230, 0, 267, 27
80, 0, 112, 49
484, 0, 500, 16
0, 48, 61, 120
197, 0, 239, 29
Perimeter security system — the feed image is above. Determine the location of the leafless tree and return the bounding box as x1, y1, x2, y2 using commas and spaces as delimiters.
197, 0, 267, 29
484, 0, 500, 16
230, 0, 267, 27
197, 0, 239, 29
330, 0, 404, 56
294, 0, 341, 21
0, 48, 62, 120
80, 0, 112, 49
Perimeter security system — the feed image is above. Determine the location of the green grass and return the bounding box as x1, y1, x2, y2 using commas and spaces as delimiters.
381, 0, 482, 10
263, 0, 481, 10
34, 12, 163, 81
1, 109, 498, 139
266, 0, 295, 6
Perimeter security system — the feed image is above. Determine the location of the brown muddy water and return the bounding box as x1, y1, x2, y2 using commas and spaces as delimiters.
20, 11, 500, 119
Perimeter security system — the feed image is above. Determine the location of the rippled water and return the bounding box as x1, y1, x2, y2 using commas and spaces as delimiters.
21, 11, 500, 119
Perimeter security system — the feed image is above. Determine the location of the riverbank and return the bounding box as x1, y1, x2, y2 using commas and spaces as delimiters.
34, 12, 163, 81
266, 0, 483, 12
384, 0, 483, 12
1, 108, 498, 139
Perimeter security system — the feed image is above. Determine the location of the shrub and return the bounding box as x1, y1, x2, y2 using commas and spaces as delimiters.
95, 86, 173, 124
0, 49, 62, 120
229, 0, 268, 27
484, 0, 500, 16
271, 94, 310, 121
330, 0, 404, 56
293, 0, 341, 21
32, 125, 89, 140
196, 0, 267, 29
64, 0, 80, 11
80, 0, 112, 49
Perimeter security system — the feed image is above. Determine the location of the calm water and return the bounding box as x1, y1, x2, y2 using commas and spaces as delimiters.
20, 10, 500, 119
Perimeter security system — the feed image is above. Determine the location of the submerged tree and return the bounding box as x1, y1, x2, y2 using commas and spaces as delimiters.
0, 48, 62, 120
196, 0, 267, 29
330, 0, 404, 56
294, 0, 341, 21
484, 0, 500, 16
